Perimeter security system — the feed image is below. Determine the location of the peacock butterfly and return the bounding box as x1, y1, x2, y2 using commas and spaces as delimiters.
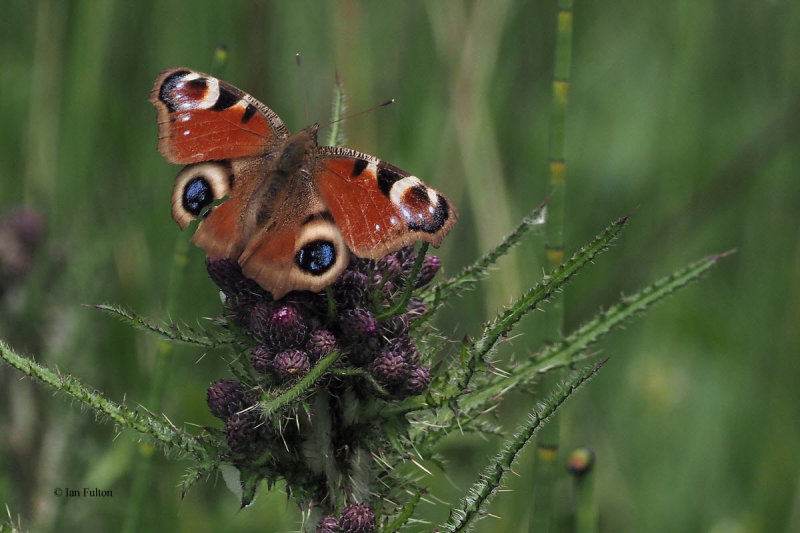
150, 68, 457, 299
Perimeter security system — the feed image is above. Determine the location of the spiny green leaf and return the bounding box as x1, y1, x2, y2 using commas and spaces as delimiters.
90, 304, 239, 347
422, 200, 547, 305
440, 361, 605, 533
0, 340, 209, 461
457, 215, 628, 390
462, 250, 731, 413
383, 489, 424, 533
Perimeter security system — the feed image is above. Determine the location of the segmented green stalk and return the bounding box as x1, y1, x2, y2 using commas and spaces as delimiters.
531, 1, 574, 531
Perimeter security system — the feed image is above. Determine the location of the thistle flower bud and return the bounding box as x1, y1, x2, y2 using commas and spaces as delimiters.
307, 329, 337, 361
206, 379, 247, 420
250, 345, 274, 374
249, 302, 308, 349
339, 503, 375, 533
316, 516, 340, 533
272, 349, 311, 380
225, 409, 264, 455
369, 348, 408, 385
388, 336, 420, 365
333, 270, 370, 308
405, 297, 427, 320
381, 313, 410, 337
392, 246, 416, 271
415, 254, 441, 287
404, 365, 431, 396
380, 280, 398, 301
338, 308, 379, 344
375, 254, 403, 281
206, 258, 245, 296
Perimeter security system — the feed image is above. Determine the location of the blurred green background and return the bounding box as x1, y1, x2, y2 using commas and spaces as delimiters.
1, 1, 799, 532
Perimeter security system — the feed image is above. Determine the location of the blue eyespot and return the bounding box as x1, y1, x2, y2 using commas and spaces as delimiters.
296, 241, 336, 275
183, 177, 213, 216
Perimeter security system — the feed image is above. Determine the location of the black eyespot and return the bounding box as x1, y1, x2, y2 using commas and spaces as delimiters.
183, 176, 214, 216
296, 240, 337, 275
407, 195, 449, 233
159, 70, 191, 112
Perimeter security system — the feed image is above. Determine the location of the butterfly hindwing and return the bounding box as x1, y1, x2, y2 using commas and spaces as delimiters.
237, 178, 350, 299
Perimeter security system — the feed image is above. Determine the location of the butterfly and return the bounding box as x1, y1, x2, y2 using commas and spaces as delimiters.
150, 68, 457, 299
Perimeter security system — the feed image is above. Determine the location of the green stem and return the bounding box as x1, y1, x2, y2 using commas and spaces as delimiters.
569, 448, 598, 533
326, 74, 346, 147
532, 1, 574, 531
259, 351, 342, 416
376, 243, 429, 320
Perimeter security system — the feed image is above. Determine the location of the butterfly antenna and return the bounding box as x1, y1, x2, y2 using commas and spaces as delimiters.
296, 53, 310, 125
324, 98, 395, 128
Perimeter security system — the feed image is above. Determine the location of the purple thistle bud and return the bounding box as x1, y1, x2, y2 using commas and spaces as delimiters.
405, 297, 427, 320
250, 345, 274, 374
225, 409, 265, 455
339, 503, 375, 533
375, 254, 403, 282
307, 329, 338, 361
381, 313, 410, 337
272, 349, 311, 380
249, 302, 309, 349
387, 336, 421, 365
338, 308, 379, 344
415, 254, 441, 287
206, 379, 247, 420
316, 516, 340, 533
369, 348, 409, 385
404, 365, 431, 396
380, 280, 399, 302
333, 270, 370, 308
392, 246, 416, 270
206, 258, 245, 296
349, 254, 374, 271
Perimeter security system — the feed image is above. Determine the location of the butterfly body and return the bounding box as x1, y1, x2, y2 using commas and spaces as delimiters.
151, 68, 456, 298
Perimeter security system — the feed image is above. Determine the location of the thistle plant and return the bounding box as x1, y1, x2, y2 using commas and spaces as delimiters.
0, 199, 728, 531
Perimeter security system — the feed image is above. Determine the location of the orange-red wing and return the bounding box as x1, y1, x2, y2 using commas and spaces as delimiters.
316, 148, 457, 259
150, 68, 289, 164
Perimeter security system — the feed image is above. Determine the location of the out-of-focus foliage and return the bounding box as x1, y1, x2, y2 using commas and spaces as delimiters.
1, 1, 798, 532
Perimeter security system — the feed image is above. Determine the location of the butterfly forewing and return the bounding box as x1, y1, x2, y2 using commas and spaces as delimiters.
316, 148, 457, 259
150, 68, 289, 164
